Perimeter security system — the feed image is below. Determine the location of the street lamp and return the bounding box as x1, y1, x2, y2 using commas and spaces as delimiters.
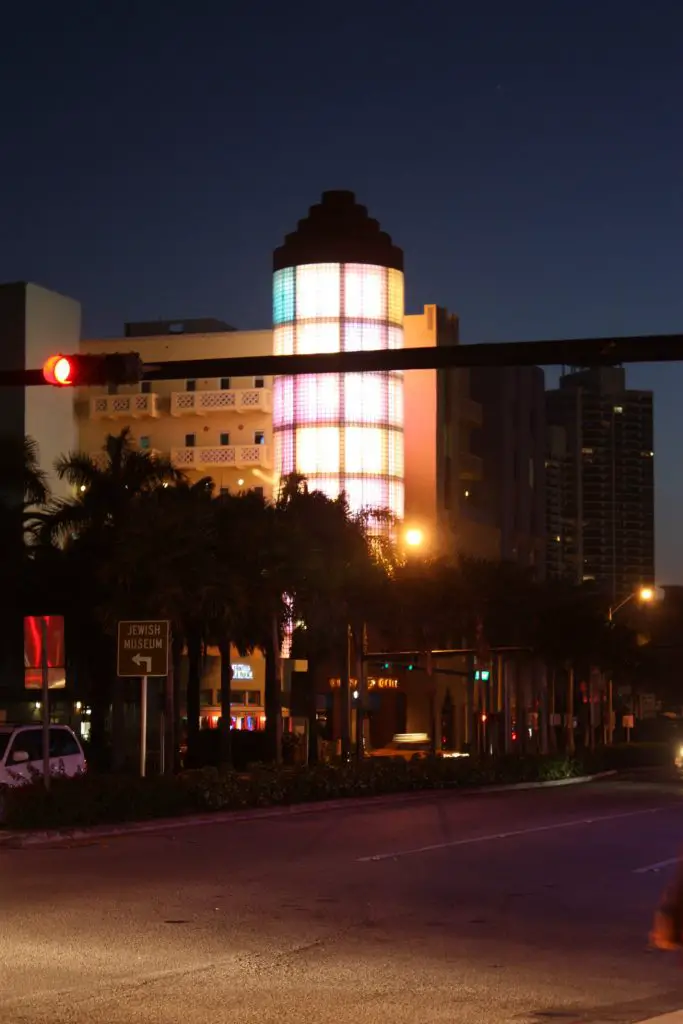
608, 585, 655, 622
606, 585, 657, 746
404, 527, 424, 549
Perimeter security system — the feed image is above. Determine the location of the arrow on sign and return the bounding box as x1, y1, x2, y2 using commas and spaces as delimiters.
132, 653, 152, 674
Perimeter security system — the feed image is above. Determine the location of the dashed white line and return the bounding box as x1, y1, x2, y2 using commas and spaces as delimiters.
357, 806, 672, 863
633, 857, 680, 875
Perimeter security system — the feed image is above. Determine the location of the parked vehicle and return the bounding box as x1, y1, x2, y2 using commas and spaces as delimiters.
0, 724, 85, 787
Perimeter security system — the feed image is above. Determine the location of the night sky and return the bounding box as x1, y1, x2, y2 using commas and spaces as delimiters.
2, 2, 681, 580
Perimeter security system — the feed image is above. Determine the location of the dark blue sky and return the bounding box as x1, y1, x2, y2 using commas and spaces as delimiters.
2, 2, 682, 580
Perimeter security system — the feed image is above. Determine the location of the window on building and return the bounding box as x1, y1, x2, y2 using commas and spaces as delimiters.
185, 433, 196, 447
219, 432, 230, 446
244, 690, 261, 706
220, 377, 231, 390
139, 436, 151, 450
254, 430, 265, 445
141, 381, 151, 394
254, 377, 265, 389
186, 380, 196, 392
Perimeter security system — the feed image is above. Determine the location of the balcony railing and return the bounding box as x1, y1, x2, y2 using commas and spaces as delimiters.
90, 393, 159, 419
171, 445, 272, 470
171, 388, 272, 416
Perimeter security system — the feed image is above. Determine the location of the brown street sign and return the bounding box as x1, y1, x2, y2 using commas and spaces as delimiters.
117, 620, 170, 678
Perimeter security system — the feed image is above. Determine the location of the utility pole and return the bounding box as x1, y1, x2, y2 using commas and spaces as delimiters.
567, 666, 575, 754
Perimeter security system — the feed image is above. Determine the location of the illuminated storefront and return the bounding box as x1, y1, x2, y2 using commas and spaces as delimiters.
272, 191, 405, 520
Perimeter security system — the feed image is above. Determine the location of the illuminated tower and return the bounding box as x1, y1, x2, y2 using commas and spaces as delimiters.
272, 190, 405, 519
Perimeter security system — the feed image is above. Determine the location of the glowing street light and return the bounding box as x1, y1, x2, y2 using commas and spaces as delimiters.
404, 527, 424, 549
609, 585, 658, 622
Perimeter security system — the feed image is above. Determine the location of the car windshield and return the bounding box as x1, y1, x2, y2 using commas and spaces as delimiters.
0, 731, 12, 760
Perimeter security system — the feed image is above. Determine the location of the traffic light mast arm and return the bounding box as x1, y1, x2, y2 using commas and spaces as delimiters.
140, 332, 683, 380
4, 331, 683, 387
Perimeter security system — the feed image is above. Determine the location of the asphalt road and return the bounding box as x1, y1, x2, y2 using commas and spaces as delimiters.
3, 773, 683, 1024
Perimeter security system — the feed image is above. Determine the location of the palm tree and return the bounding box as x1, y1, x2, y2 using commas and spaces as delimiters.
40, 429, 184, 769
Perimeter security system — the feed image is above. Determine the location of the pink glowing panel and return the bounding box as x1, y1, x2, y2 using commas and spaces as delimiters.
296, 264, 341, 319
344, 264, 386, 320
296, 375, 341, 423
274, 325, 294, 356
274, 432, 295, 475
273, 376, 295, 425
296, 321, 340, 355
344, 373, 385, 424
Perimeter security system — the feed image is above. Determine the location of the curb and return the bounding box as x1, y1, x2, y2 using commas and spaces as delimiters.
0, 771, 617, 849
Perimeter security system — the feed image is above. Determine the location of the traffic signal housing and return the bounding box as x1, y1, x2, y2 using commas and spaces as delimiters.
43, 352, 144, 387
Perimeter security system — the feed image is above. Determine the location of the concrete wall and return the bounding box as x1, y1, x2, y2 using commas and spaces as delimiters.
24, 284, 81, 499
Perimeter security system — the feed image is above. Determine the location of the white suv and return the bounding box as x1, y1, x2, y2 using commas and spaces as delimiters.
0, 724, 86, 786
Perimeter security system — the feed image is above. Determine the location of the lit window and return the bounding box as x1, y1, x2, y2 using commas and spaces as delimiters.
614, 406, 623, 413
581, 447, 593, 455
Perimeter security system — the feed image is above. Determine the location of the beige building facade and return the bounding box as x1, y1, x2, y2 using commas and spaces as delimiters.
77, 308, 500, 560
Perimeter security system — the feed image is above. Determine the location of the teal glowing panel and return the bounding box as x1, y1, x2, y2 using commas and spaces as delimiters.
273, 268, 295, 326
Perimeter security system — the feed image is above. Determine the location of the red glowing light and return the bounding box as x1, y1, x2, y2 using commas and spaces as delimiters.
43, 354, 74, 386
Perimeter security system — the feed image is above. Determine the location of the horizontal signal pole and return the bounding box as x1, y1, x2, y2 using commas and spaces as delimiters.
2, 332, 683, 387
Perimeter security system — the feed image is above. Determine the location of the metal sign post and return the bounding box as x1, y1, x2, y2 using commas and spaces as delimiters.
40, 616, 50, 791
140, 676, 148, 778
117, 620, 170, 779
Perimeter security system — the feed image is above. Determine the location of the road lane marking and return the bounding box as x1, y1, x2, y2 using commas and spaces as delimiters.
633, 857, 680, 875
357, 806, 672, 862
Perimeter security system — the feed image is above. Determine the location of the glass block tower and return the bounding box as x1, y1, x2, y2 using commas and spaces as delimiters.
272, 190, 405, 519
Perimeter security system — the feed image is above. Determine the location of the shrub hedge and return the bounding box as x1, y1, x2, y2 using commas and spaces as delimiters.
0, 741, 673, 832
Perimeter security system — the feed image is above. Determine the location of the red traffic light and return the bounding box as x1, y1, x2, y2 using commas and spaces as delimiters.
41, 352, 144, 387
43, 354, 74, 386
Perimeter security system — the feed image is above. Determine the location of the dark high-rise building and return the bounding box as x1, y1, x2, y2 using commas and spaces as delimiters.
467, 366, 547, 575
545, 366, 654, 600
